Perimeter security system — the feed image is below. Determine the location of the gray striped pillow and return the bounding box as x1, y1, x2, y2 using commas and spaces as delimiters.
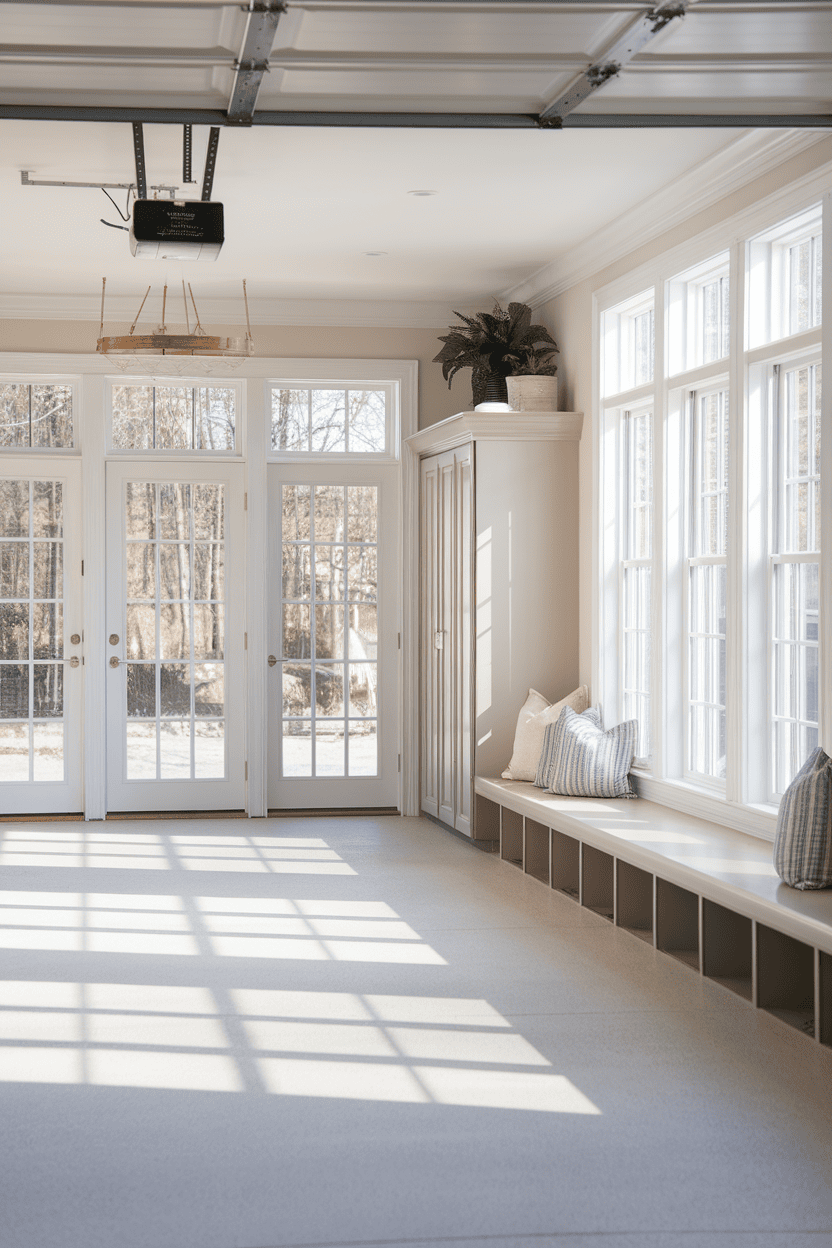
538, 706, 637, 798
773, 747, 832, 890
535, 706, 601, 788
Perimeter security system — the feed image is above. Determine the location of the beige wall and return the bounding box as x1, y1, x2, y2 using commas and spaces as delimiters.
0, 319, 463, 431
540, 136, 832, 691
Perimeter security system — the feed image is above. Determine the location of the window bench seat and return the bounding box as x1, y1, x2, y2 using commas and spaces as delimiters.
474, 775, 832, 1047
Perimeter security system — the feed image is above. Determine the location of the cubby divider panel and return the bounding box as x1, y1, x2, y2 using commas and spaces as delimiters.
702, 900, 752, 1000
524, 819, 550, 885
475, 795, 501, 845
820, 952, 832, 1049
581, 844, 614, 921
500, 807, 523, 868
757, 924, 815, 1035
656, 879, 700, 969
616, 860, 653, 943
551, 830, 580, 900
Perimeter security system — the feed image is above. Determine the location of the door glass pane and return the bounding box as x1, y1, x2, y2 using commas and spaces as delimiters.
0, 479, 66, 782
124, 481, 226, 781
280, 484, 379, 777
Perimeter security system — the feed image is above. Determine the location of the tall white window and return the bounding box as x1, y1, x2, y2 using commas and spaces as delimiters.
598, 200, 825, 836
771, 360, 821, 795
686, 388, 729, 783
622, 406, 652, 761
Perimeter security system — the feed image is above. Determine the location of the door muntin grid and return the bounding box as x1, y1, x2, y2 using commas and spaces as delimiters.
123, 481, 226, 781
280, 484, 378, 778
0, 478, 66, 781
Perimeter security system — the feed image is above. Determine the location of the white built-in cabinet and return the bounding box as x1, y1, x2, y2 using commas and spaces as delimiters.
408, 411, 583, 840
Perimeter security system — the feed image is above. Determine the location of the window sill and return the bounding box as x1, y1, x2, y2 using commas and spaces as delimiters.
630, 773, 779, 844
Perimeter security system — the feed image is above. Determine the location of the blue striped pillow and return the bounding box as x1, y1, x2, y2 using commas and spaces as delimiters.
538, 706, 637, 799
773, 747, 832, 890
535, 706, 601, 788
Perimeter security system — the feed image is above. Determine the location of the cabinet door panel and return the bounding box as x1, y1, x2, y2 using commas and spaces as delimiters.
420, 446, 473, 835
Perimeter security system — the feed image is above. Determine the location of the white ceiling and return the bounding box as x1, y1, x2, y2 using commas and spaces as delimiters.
1, 1, 830, 323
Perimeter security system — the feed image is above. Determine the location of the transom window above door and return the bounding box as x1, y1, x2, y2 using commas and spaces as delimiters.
109, 383, 238, 453
0, 382, 74, 449
270, 386, 392, 456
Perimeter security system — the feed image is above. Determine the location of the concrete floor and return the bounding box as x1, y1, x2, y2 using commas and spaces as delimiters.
0, 813, 831, 1248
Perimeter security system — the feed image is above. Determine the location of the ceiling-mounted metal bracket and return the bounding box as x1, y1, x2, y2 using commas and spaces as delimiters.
132, 120, 147, 199
227, 0, 285, 125
235, 59, 270, 74
201, 125, 220, 201
183, 123, 193, 183
538, 0, 688, 125
20, 170, 178, 195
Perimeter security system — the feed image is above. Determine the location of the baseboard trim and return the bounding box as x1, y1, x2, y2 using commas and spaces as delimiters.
267, 807, 400, 818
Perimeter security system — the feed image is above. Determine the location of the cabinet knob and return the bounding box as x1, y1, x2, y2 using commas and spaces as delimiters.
68, 656, 80, 669
268, 655, 278, 667
109, 656, 120, 668
109, 634, 120, 646
70, 633, 81, 646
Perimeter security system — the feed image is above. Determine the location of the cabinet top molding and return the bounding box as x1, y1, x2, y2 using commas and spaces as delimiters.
406, 410, 583, 456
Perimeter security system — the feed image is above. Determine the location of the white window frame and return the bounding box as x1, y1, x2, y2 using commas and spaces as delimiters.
268, 372, 402, 465
767, 349, 823, 803
683, 381, 730, 791
594, 178, 830, 842
667, 253, 731, 377
105, 377, 244, 458
0, 375, 80, 454
619, 401, 654, 766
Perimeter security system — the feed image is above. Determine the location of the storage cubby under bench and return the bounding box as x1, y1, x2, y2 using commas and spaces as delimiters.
476, 776, 832, 1048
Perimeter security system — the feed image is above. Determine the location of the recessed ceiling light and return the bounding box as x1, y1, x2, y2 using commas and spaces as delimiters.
364, 251, 387, 256
408, 189, 438, 197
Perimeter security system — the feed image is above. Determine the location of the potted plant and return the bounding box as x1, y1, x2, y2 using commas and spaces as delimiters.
433, 302, 559, 410
505, 343, 559, 412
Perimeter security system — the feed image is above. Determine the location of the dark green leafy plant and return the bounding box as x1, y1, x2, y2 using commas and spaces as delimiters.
433, 302, 559, 404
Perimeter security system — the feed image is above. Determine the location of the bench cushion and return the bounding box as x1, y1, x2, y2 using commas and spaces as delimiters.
774, 747, 832, 890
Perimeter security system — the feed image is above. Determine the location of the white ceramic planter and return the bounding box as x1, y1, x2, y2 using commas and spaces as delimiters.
506, 375, 558, 412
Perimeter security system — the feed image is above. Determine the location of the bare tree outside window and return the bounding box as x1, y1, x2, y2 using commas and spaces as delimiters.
0, 384, 73, 449
271, 387, 388, 454
112, 385, 236, 451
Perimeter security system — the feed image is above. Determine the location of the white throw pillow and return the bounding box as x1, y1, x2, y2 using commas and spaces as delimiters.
501, 685, 590, 781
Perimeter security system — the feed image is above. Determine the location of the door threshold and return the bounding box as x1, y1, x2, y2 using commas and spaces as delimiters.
267, 807, 400, 818
0, 812, 84, 823
106, 809, 247, 821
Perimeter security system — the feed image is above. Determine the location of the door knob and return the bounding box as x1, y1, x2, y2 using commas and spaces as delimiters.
268, 655, 278, 667
109, 656, 120, 668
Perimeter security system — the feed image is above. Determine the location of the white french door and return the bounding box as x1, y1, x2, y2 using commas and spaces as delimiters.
267, 463, 399, 810
105, 461, 246, 812
0, 459, 83, 813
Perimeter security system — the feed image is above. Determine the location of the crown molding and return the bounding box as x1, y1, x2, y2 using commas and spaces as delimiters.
406, 409, 583, 456
502, 129, 829, 309
0, 294, 456, 330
